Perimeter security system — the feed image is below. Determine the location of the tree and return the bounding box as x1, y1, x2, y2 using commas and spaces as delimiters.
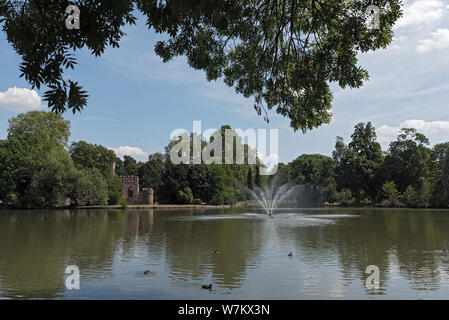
187, 164, 211, 203
123, 155, 139, 176
255, 164, 262, 188
348, 122, 383, 200
7, 110, 70, 146
25, 148, 76, 208
402, 185, 417, 208
159, 159, 190, 204
68, 168, 109, 206
0, 111, 118, 207
177, 187, 194, 204
383, 128, 432, 193
208, 165, 237, 205
107, 177, 123, 205
247, 167, 254, 190
333, 136, 356, 197
160, 124, 262, 203
432, 142, 449, 163
0, 0, 402, 131
0, 140, 9, 203
69, 141, 116, 177
333, 122, 383, 202
431, 150, 449, 208
402, 179, 432, 208
0, 111, 72, 207
69, 140, 122, 204
288, 154, 336, 203
381, 180, 399, 206
138, 152, 165, 192
348, 122, 383, 161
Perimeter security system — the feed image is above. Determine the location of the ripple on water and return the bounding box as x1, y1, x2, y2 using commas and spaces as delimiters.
171, 213, 271, 221
303, 214, 359, 218
272, 214, 336, 226
169, 212, 341, 226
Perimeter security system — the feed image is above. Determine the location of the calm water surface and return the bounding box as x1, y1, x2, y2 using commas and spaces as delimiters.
1, 207, 449, 299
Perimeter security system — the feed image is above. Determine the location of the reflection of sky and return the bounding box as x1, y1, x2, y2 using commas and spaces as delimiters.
5, 208, 449, 299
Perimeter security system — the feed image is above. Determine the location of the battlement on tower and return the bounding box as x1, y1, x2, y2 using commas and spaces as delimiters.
120, 176, 139, 183
113, 165, 153, 204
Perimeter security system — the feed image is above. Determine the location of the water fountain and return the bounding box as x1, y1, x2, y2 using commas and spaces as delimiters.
247, 178, 300, 217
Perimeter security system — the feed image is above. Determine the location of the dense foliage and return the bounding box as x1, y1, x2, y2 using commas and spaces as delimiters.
107, 121, 449, 208
152, 125, 263, 205
0, 111, 122, 207
0, 112, 264, 207
0, 0, 402, 131
2, 112, 449, 208
275, 122, 449, 208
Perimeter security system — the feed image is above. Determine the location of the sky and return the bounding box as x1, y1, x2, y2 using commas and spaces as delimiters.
1, 0, 449, 165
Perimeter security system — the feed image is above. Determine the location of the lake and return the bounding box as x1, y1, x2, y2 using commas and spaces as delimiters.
1, 207, 449, 299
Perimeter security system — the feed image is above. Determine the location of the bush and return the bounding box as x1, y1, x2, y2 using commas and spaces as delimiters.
382, 181, 400, 203
209, 191, 236, 205
402, 185, 418, 207
107, 177, 123, 205
177, 187, 194, 204
69, 168, 108, 206
118, 197, 128, 208
24, 148, 75, 208
402, 179, 432, 208
330, 188, 352, 204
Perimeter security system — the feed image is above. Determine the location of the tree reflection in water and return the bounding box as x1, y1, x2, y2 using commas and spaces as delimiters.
1, 208, 449, 299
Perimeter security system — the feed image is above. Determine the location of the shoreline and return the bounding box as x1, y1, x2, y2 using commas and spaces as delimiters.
0, 204, 232, 210
73, 204, 232, 210
0, 202, 445, 210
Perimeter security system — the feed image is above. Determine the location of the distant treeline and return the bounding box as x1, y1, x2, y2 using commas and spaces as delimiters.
0, 111, 263, 208
2, 111, 449, 208
275, 123, 449, 208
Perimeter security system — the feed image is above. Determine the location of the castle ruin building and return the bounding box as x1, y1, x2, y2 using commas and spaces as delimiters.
112, 163, 154, 205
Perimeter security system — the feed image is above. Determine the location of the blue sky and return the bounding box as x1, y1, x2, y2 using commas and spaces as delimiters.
1, 0, 449, 165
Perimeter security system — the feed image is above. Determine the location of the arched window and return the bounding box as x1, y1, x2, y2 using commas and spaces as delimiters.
128, 186, 134, 199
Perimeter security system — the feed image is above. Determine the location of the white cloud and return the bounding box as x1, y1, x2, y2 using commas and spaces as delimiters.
377, 125, 402, 143
416, 28, 449, 52
377, 119, 449, 144
401, 119, 449, 133
0, 87, 46, 112
110, 146, 147, 158
395, 0, 448, 29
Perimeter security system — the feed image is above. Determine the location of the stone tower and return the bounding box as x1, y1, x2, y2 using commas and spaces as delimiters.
113, 161, 154, 205
119, 175, 140, 203
118, 175, 153, 205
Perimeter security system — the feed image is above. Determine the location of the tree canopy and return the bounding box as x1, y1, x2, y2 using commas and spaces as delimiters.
0, 0, 402, 131
0, 111, 122, 207
69, 140, 117, 177
333, 122, 383, 201
3, 113, 449, 209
